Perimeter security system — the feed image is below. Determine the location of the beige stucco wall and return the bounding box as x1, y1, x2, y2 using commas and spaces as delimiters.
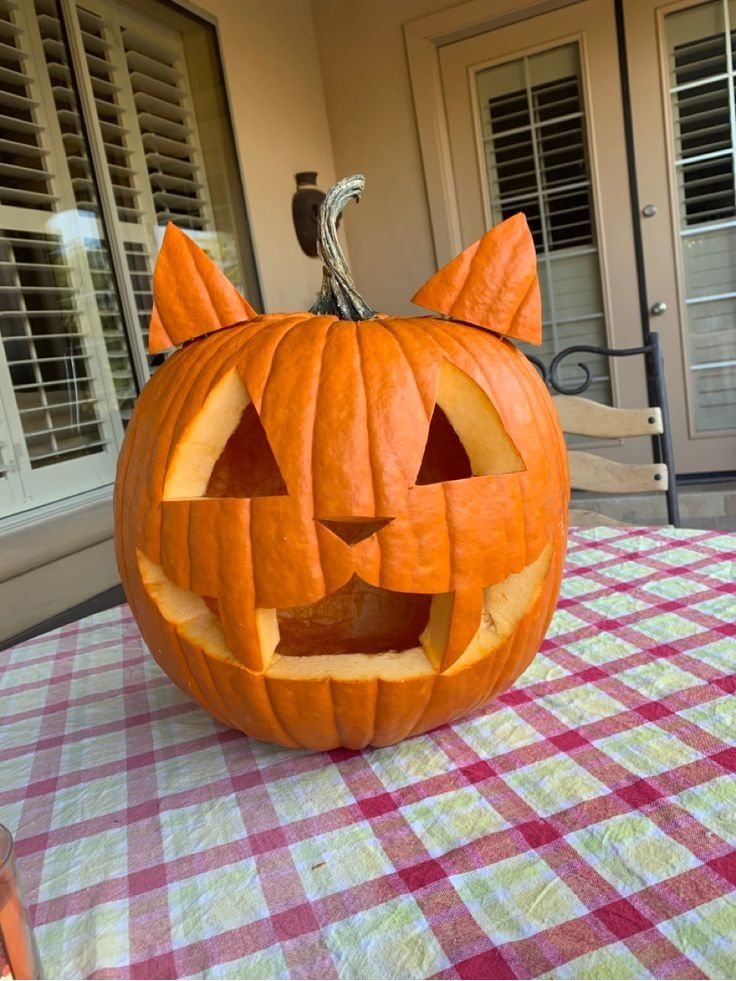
201, 0, 337, 312
311, 0, 467, 315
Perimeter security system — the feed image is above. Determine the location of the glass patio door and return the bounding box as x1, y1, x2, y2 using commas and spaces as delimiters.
625, 0, 736, 473
438, 0, 736, 474
438, 0, 650, 465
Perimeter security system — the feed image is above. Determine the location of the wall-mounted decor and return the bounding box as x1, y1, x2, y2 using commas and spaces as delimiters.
292, 172, 325, 257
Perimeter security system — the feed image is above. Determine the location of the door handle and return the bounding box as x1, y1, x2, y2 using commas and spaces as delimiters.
650, 301, 667, 316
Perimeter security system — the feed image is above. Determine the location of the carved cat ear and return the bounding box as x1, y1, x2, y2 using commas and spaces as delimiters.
148, 223, 257, 353
411, 213, 541, 346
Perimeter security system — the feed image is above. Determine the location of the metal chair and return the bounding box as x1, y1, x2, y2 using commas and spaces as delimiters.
529, 333, 679, 527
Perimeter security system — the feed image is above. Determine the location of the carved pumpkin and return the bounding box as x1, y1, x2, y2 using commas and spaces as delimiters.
114, 176, 568, 751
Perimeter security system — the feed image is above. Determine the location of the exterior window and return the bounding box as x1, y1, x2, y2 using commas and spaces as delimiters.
476, 43, 611, 404
0, 0, 260, 518
666, 0, 736, 432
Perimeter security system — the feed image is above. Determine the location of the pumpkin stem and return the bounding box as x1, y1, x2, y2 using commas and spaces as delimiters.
310, 174, 376, 320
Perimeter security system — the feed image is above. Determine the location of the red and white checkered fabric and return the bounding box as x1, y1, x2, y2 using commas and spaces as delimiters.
1, 526, 735, 979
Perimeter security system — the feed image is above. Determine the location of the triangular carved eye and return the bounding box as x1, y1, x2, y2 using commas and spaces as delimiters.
163, 370, 288, 500
207, 402, 288, 498
416, 406, 472, 484
415, 360, 525, 485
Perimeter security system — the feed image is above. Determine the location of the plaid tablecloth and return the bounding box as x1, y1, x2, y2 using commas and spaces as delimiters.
1, 526, 735, 980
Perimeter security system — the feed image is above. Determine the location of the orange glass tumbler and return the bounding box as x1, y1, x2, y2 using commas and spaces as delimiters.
0, 825, 42, 980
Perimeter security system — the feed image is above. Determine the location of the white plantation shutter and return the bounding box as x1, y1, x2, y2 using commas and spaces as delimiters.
476, 43, 611, 404
35, 0, 143, 422
122, 27, 211, 231
0, 0, 258, 518
72, 0, 223, 350
0, 0, 124, 513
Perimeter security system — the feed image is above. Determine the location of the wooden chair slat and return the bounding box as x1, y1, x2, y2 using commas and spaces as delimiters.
568, 450, 669, 493
568, 508, 629, 528
553, 396, 663, 437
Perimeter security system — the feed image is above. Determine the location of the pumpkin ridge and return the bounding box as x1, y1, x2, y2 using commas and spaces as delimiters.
438, 322, 554, 540
447, 333, 535, 563
491, 544, 554, 691
114, 404, 143, 587
357, 320, 434, 586
366, 677, 380, 747
265, 673, 340, 750
332, 674, 377, 749
369, 319, 449, 591
269, 316, 336, 595
422, 320, 542, 574
151, 331, 255, 574
161, 325, 254, 503
198, 638, 297, 746
486, 335, 567, 544
250, 318, 336, 606
484, 597, 536, 699
351, 321, 379, 519
382, 674, 437, 742
134, 340, 213, 564
239, 314, 320, 410
351, 325, 393, 591
379, 316, 448, 418
496, 536, 563, 693
376, 320, 436, 583
441, 481, 456, 591
507, 275, 540, 340
353, 322, 380, 526
374, 319, 432, 425
182, 500, 192, 589
310, 319, 342, 591
463, 227, 532, 330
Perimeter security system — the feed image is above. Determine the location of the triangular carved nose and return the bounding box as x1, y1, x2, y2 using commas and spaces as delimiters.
317, 517, 394, 546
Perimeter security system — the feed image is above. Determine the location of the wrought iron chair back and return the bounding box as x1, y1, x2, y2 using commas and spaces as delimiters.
528, 333, 679, 527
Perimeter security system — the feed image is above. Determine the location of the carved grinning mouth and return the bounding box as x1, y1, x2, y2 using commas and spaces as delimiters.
273, 576, 433, 656
204, 577, 434, 656
138, 543, 552, 678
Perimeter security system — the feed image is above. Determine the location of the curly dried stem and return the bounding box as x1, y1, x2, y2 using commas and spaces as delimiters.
310, 174, 376, 321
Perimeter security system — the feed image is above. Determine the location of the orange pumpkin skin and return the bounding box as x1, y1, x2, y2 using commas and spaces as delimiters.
411, 212, 542, 345
115, 312, 568, 750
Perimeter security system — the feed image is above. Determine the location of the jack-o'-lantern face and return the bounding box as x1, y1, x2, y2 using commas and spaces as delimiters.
115, 178, 568, 750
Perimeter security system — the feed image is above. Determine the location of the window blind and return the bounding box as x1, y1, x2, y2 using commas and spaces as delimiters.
123, 27, 210, 230
0, 0, 56, 212
0, 0, 122, 511
476, 42, 610, 405
36, 0, 140, 423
